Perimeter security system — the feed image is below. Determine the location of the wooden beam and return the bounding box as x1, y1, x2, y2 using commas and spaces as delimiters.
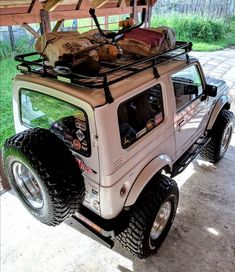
22, 23, 40, 38
80, 0, 90, 9
92, 0, 109, 9
0, 13, 41, 26
0, 5, 147, 26
50, 6, 147, 21
117, 0, 127, 8
40, 9, 51, 33
76, 0, 90, 10
0, 7, 28, 15
43, 0, 64, 12
52, 19, 64, 32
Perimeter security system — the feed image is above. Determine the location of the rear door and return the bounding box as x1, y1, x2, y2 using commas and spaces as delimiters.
13, 80, 99, 179
172, 64, 210, 158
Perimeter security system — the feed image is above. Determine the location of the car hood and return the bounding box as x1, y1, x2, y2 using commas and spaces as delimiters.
206, 76, 227, 90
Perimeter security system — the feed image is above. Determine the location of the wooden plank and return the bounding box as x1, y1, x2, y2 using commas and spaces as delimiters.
0, 7, 28, 15
117, 0, 127, 8
79, 0, 90, 9
0, 5, 147, 26
22, 22, 40, 37
0, 13, 41, 26
91, 0, 109, 9
43, 0, 64, 11
51, 6, 142, 20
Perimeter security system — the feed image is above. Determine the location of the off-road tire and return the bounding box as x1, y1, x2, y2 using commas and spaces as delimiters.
3, 128, 84, 226
200, 109, 234, 163
117, 174, 179, 259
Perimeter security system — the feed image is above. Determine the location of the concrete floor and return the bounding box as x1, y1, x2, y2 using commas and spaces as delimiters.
1, 49, 235, 272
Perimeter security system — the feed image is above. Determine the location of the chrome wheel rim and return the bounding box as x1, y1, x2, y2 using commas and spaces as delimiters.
150, 201, 172, 240
221, 123, 233, 154
12, 162, 43, 209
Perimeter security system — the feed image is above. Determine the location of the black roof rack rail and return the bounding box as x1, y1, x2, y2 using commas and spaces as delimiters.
14, 41, 192, 104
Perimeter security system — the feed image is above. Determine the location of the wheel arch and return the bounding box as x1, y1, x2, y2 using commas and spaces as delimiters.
207, 95, 231, 130
124, 154, 173, 207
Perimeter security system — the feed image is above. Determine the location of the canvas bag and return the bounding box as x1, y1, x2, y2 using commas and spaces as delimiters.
35, 31, 99, 66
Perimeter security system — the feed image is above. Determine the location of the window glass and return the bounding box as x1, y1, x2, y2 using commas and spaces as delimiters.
172, 65, 203, 110
20, 89, 91, 157
118, 84, 164, 149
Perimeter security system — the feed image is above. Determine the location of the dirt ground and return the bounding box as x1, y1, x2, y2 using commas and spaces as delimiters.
1, 49, 235, 272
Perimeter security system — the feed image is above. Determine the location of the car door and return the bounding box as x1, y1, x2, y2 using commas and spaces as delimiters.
172, 64, 210, 158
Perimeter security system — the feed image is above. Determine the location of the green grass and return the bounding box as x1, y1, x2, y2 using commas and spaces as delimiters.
0, 37, 34, 59
151, 14, 233, 51
0, 58, 17, 147
228, 16, 235, 46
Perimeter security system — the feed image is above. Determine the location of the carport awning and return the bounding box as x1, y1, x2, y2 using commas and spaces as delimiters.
0, 0, 157, 26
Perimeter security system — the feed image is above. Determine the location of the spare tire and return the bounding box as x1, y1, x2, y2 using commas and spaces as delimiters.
3, 128, 84, 226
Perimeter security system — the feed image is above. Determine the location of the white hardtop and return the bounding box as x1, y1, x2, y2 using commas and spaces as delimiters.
14, 57, 197, 108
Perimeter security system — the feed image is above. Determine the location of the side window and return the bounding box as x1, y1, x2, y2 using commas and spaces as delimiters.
172, 65, 203, 111
20, 89, 91, 157
118, 84, 164, 149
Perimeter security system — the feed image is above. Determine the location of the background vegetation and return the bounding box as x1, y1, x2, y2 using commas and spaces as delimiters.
152, 14, 235, 51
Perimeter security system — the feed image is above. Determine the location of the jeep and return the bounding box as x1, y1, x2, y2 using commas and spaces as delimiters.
2, 41, 234, 259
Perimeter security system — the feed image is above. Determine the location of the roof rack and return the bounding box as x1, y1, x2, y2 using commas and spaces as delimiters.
15, 41, 192, 104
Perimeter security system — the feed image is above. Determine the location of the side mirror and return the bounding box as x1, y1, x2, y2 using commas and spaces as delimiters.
205, 84, 217, 97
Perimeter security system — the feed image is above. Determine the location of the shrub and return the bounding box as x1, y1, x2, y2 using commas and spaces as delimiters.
151, 14, 228, 42
0, 37, 34, 59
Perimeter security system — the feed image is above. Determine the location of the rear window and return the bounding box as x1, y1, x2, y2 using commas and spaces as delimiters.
20, 89, 91, 157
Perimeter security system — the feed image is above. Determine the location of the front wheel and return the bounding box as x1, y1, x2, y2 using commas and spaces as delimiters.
117, 174, 179, 259
200, 109, 234, 163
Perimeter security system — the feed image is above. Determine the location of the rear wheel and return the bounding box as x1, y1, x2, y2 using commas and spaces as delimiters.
200, 109, 234, 163
117, 174, 179, 259
3, 128, 84, 226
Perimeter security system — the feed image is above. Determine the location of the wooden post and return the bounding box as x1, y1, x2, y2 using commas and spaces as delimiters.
40, 9, 51, 34
146, 0, 152, 27
8, 26, 15, 51
105, 16, 108, 30
132, 0, 138, 24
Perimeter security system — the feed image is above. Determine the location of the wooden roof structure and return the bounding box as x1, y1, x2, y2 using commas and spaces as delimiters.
0, 0, 157, 28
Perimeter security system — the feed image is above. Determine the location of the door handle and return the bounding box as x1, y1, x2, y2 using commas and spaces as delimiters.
178, 119, 184, 126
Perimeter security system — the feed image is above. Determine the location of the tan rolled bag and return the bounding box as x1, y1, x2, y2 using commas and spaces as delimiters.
35, 31, 100, 75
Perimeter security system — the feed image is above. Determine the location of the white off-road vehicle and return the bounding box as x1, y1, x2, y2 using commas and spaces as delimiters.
2, 41, 234, 258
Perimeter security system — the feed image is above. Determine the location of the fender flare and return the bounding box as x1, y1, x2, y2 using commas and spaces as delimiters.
207, 95, 230, 130
124, 154, 173, 207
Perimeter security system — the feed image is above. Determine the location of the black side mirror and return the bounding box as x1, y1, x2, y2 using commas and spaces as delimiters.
205, 84, 217, 97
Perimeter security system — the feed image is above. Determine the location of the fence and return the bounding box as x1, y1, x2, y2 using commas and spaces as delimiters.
153, 0, 235, 17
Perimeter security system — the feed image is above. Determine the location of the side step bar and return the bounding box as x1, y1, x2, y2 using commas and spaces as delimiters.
65, 214, 115, 249
171, 136, 211, 178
